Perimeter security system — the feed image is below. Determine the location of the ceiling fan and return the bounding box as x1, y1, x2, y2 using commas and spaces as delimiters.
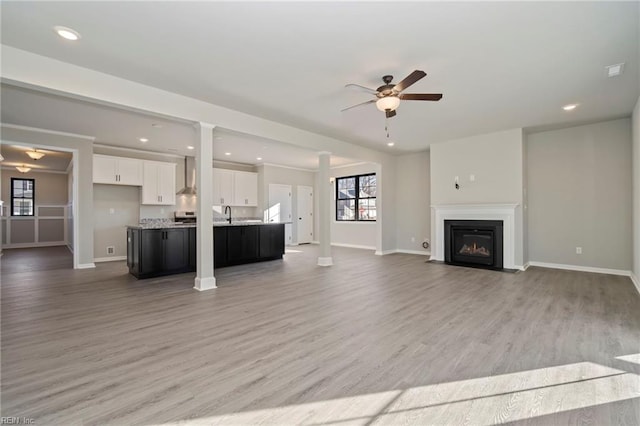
342, 70, 442, 118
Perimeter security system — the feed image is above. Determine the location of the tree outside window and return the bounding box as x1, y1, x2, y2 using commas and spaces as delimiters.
336, 173, 376, 221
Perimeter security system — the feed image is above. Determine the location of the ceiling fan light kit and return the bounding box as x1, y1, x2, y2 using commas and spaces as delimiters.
343, 70, 443, 119
376, 96, 400, 112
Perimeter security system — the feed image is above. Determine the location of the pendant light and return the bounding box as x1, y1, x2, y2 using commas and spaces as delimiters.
26, 149, 45, 160
16, 165, 31, 173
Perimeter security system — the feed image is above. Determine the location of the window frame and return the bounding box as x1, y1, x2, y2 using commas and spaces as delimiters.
335, 173, 376, 222
11, 177, 35, 217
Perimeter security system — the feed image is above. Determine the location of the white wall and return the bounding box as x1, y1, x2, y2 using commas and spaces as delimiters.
395, 151, 431, 254
430, 128, 525, 265
330, 163, 378, 249
527, 118, 633, 271
632, 97, 640, 284
258, 164, 316, 243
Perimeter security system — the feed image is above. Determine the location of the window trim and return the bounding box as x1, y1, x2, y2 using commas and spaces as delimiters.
335, 173, 376, 222
11, 177, 35, 217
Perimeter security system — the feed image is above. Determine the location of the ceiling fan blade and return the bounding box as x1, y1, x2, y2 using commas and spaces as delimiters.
386, 110, 397, 118
341, 99, 376, 112
399, 93, 443, 101
393, 70, 427, 93
345, 83, 379, 95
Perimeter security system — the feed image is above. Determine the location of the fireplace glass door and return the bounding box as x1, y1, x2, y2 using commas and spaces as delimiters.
451, 229, 494, 266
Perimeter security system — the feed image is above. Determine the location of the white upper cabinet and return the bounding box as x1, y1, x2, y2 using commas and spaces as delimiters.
212, 168, 234, 206
93, 154, 143, 186
234, 171, 258, 206
141, 161, 176, 205
212, 169, 258, 206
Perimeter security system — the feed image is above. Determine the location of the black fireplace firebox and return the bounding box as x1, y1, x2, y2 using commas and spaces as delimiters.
444, 220, 504, 270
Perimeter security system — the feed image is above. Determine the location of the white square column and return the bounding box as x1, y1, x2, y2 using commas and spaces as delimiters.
194, 122, 217, 291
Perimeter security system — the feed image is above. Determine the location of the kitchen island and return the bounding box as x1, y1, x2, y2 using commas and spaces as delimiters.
126, 222, 285, 279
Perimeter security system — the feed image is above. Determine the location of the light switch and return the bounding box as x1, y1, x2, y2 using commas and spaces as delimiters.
109, 208, 115, 214
470, 174, 475, 182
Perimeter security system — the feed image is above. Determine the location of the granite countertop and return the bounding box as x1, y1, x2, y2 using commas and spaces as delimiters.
127, 221, 290, 229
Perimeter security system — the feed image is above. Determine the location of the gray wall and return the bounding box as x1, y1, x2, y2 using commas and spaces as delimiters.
1, 126, 94, 267
93, 185, 139, 259
430, 129, 524, 205
633, 97, 640, 281
395, 151, 431, 253
330, 163, 378, 249
258, 164, 316, 244
527, 118, 633, 270
1, 170, 68, 205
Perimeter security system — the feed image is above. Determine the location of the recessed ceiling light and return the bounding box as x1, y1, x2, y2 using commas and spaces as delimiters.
54, 26, 81, 41
562, 104, 578, 111
256, 157, 262, 161
224, 152, 231, 156
139, 137, 149, 142
387, 142, 395, 147
606, 63, 624, 78
187, 146, 194, 150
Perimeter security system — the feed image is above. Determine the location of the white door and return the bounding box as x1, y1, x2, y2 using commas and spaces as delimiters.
296, 185, 313, 244
268, 184, 292, 245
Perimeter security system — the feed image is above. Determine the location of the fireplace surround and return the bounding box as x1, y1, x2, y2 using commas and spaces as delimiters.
431, 204, 521, 270
445, 220, 504, 270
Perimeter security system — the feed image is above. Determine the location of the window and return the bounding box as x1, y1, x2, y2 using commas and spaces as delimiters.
336, 173, 376, 221
11, 178, 35, 216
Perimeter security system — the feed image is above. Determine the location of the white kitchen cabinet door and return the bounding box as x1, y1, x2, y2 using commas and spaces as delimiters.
93, 154, 142, 185
234, 171, 258, 206
142, 161, 176, 205
212, 168, 234, 206
116, 157, 143, 186
157, 162, 176, 205
93, 155, 118, 184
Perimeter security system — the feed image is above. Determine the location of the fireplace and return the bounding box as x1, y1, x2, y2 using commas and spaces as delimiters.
444, 220, 503, 270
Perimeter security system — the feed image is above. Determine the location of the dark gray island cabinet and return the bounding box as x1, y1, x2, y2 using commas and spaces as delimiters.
127, 223, 285, 279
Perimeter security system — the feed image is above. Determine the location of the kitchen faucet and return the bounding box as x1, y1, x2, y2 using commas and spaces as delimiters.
224, 205, 232, 223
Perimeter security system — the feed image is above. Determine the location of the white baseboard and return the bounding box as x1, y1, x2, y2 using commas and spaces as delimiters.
375, 249, 397, 256
520, 263, 530, 271
331, 243, 376, 251
77, 263, 96, 269
94, 256, 126, 263
194, 276, 217, 291
631, 272, 640, 295
527, 261, 631, 277
395, 249, 431, 256
311, 240, 320, 245
2, 241, 66, 249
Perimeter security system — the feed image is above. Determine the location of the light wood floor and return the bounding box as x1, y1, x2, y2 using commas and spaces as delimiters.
1, 245, 639, 425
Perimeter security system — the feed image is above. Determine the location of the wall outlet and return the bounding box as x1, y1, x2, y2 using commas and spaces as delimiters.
411, 237, 415, 242
576, 247, 582, 254
107, 246, 115, 255
469, 174, 475, 182
109, 208, 115, 214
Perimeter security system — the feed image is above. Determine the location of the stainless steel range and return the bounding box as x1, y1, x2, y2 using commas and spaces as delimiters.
174, 211, 197, 224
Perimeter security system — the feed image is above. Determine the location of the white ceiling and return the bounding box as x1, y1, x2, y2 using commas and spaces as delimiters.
0, 85, 357, 170
0, 144, 71, 172
0, 2, 638, 152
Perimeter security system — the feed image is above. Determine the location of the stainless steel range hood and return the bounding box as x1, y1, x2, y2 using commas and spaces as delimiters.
177, 156, 197, 195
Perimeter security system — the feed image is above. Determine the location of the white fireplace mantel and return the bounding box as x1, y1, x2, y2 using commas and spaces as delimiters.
431, 204, 520, 270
